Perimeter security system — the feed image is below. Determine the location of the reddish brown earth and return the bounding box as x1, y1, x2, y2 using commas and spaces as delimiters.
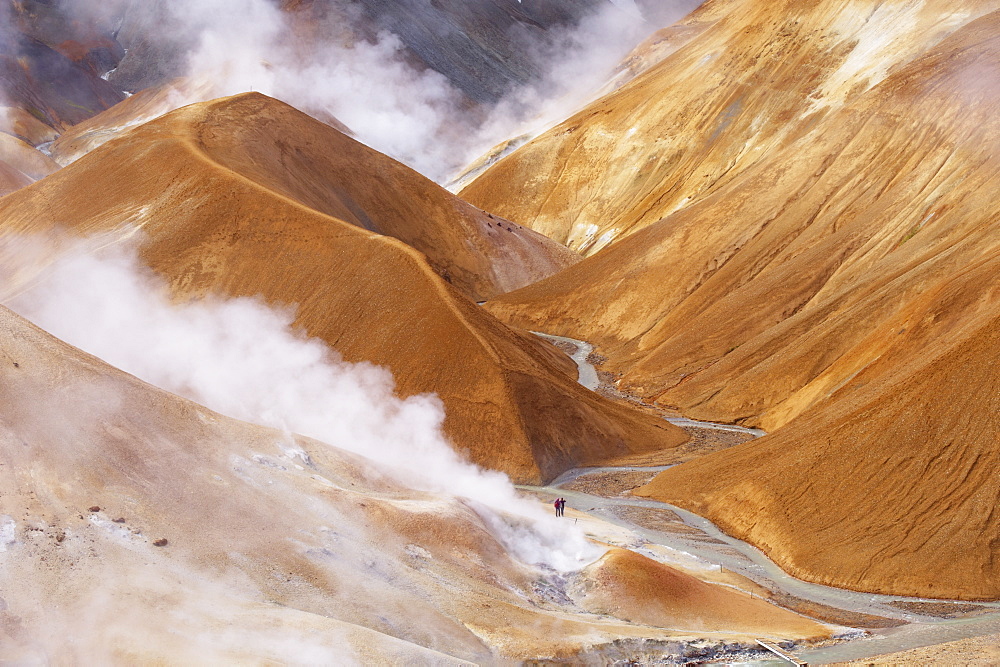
0, 107, 59, 146
465, 1, 1000, 598
578, 549, 828, 638
0, 304, 825, 662
0, 93, 685, 484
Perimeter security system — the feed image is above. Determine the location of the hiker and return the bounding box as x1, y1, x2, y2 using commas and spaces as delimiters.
553, 497, 561, 517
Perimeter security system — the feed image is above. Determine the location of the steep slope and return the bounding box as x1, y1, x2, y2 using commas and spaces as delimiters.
53, 91, 577, 301
0, 132, 59, 181
486, 9, 1000, 428
462, 0, 1000, 254
0, 161, 30, 195
47, 80, 211, 166
0, 93, 684, 484
492, 11, 1000, 598
0, 305, 825, 661
639, 265, 1000, 599
0, 106, 59, 146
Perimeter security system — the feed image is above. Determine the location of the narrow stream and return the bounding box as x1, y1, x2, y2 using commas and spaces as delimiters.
533, 331, 765, 436
530, 331, 1000, 664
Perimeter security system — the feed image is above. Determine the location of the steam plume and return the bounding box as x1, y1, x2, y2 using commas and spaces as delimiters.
0, 234, 600, 571
28, 0, 699, 181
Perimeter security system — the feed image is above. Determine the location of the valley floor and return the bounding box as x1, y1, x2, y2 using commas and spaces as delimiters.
527, 333, 1000, 665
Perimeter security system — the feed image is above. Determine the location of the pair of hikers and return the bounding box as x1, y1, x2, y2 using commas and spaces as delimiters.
553, 497, 567, 517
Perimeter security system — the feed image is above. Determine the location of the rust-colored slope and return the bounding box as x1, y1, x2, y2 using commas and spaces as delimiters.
578, 549, 827, 637
47, 79, 212, 166
639, 265, 1000, 599
193, 94, 579, 300
52, 92, 577, 301
0, 161, 30, 196
0, 133, 58, 180
0, 106, 59, 146
497, 13, 1000, 598
487, 11, 1000, 429
462, 0, 999, 255
48, 78, 351, 167
0, 93, 683, 484
0, 305, 817, 660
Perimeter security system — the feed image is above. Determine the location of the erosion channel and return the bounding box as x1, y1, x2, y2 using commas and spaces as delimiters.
523, 333, 1000, 664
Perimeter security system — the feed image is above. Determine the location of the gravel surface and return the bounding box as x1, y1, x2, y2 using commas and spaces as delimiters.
844, 632, 1000, 664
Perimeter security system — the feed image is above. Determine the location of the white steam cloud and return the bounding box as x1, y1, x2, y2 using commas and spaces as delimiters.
168, 0, 655, 180
71, 0, 699, 182
1, 234, 600, 571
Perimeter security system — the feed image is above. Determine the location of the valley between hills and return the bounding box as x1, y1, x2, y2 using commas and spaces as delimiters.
0, 0, 998, 663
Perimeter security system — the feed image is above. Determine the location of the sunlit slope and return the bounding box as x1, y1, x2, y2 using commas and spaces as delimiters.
47, 80, 214, 166
551, 13, 1000, 599
0, 94, 683, 484
0, 306, 827, 661
579, 549, 826, 636
639, 272, 1000, 599
0, 133, 58, 180
462, 0, 999, 255
486, 11, 1000, 429
53, 92, 578, 301
0, 306, 490, 662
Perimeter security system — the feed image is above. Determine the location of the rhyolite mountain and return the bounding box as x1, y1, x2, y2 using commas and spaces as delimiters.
0, 92, 686, 485
467, 0, 1000, 599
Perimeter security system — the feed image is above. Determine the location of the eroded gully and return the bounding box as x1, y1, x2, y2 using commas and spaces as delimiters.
524, 332, 1000, 664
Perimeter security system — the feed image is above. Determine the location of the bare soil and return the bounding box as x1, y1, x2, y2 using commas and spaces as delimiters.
844, 632, 1000, 664
561, 470, 662, 497
885, 600, 989, 618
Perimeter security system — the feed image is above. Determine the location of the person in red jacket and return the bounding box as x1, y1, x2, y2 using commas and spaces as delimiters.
553, 497, 566, 517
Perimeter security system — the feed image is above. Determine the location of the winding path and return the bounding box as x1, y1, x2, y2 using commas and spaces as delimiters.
530, 331, 1000, 664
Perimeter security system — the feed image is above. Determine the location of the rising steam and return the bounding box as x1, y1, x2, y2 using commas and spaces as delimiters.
51, 0, 699, 182
0, 234, 600, 571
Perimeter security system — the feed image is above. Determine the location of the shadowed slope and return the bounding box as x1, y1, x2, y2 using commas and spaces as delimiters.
0, 93, 683, 484
0, 0, 125, 135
